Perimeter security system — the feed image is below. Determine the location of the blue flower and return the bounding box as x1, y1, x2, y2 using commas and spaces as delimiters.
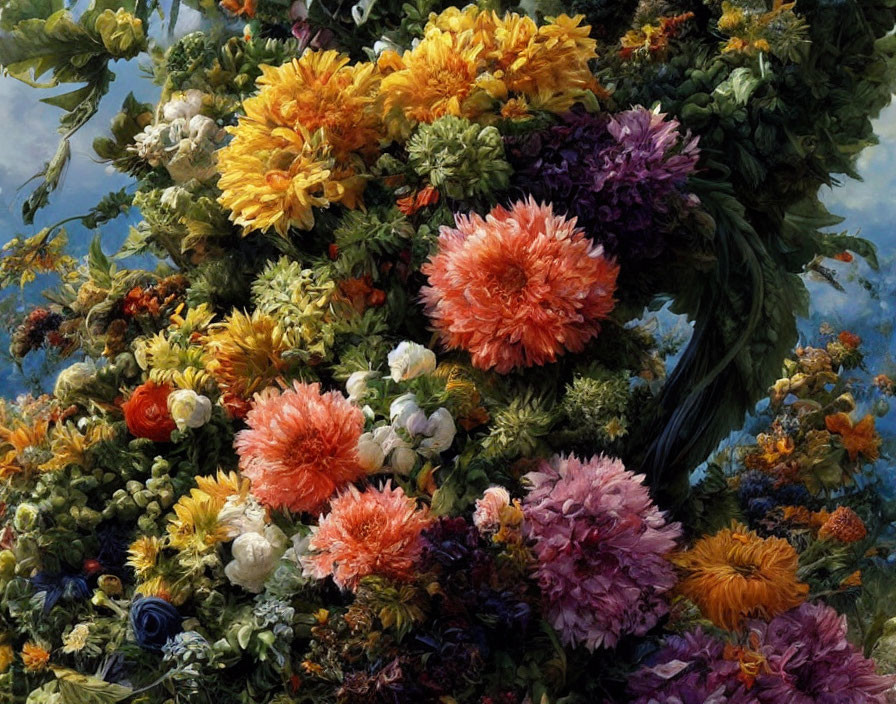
30, 572, 90, 612
130, 597, 183, 651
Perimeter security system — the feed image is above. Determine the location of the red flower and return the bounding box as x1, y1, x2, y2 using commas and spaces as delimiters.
838, 331, 861, 349
122, 381, 177, 442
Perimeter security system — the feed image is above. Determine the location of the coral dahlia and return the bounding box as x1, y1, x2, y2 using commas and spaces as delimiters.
234, 382, 364, 513
420, 198, 619, 373
522, 454, 681, 650
303, 483, 431, 591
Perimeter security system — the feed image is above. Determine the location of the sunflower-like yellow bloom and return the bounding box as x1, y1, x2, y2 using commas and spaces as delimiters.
194, 469, 251, 504
673, 525, 808, 630
379, 8, 597, 130
218, 51, 383, 236
166, 488, 230, 553
39, 421, 115, 473
127, 535, 165, 579
203, 309, 294, 412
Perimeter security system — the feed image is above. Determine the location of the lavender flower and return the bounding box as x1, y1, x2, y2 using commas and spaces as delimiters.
522, 454, 682, 650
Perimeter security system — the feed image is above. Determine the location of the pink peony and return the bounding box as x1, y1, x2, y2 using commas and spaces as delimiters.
523, 454, 682, 650
234, 381, 364, 514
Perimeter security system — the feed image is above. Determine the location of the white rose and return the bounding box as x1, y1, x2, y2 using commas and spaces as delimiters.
390, 392, 421, 427
418, 408, 456, 457
473, 486, 511, 534
224, 526, 287, 593
167, 389, 212, 431
357, 433, 386, 473
388, 341, 436, 382
162, 89, 204, 121
218, 494, 267, 537
346, 370, 379, 402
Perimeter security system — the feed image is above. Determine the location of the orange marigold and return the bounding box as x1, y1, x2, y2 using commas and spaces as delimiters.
21, 642, 50, 671
838, 330, 861, 348
824, 412, 881, 462
234, 382, 364, 513
420, 198, 618, 373
673, 525, 808, 630
818, 506, 867, 543
303, 483, 431, 591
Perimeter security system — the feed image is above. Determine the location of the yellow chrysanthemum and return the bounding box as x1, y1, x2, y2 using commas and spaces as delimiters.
166, 488, 229, 553
379, 8, 597, 129
673, 524, 808, 630
133, 575, 189, 605
218, 123, 335, 237
218, 51, 382, 236
127, 535, 165, 578
194, 469, 251, 504
379, 27, 489, 128
0, 417, 49, 480
203, 309, 294, 410
39, 421, 115, 473
0, 643, 13, 673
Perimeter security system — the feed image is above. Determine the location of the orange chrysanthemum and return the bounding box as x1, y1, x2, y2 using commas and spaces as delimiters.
420, 198, 618, 373
818, 506, 867, 543
673, 525, 808, 630
21, 642, 50, 671
303, 483, 431, 591
378, 7, 597, 129
838, 330, 861, 348
824, 412, 881, 462
218, 51, 382, 236
234, 382, 364, 513
220, 0, 256, 17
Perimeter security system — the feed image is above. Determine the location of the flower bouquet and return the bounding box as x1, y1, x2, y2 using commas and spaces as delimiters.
0, 0, 895, 701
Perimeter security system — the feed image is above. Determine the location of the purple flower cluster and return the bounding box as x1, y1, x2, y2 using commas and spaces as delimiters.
628, 602, 895, 704
522, 454, 682, 651
505, 106, 700, 261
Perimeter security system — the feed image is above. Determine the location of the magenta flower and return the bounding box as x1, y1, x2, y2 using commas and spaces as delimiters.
522, 454, 682, 650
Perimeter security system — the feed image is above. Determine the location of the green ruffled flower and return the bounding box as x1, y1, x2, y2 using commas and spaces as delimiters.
407, 116, 512, 199
252, 258, 338, 362
94, 8, 146, 59
562, 369, 632, 443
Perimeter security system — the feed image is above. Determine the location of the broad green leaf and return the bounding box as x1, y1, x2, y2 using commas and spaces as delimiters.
51, 667, 133, 704
0, 0, 64, 31
88, 233, 114, 288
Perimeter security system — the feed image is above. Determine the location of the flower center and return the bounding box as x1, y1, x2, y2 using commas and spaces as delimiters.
497, 264, 528, 293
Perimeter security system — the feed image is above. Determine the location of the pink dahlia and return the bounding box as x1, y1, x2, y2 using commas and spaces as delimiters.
420, 198, 619, 374
303, 482, 431, 591
523, 454, 682, 650
234, 381, 364, 513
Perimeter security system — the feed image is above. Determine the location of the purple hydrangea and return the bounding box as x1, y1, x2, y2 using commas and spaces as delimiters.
505, 106, 700, 261
751, 602, 894, 704
627, 602, 895, 704
627, 628, 750, 704
522, 454, 682, 651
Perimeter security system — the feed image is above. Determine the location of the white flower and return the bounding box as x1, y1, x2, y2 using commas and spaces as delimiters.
167, 389, 212, 432
390, 392, 421, 428
357, 432, 386, 472
390, 446, 417, 475
387, 341, 436, 382
62, 623, 91, 654
418, 408, 456, 457
162, 89, 204, 121
218, 494, 267, 537
346, 370, 379, 402
54, 361, 96, 400
224, 526, 288, 593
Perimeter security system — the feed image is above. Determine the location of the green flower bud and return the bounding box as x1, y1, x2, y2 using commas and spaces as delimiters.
13, 503, 39, 531
94, 9, 146, 59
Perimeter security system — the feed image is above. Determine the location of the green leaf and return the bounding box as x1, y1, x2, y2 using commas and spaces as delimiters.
88, 233, 114, 288
50, 667, 133, 704
21, 136, 69, 223
0, 0, 64, 31
818, 232, 879, 269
